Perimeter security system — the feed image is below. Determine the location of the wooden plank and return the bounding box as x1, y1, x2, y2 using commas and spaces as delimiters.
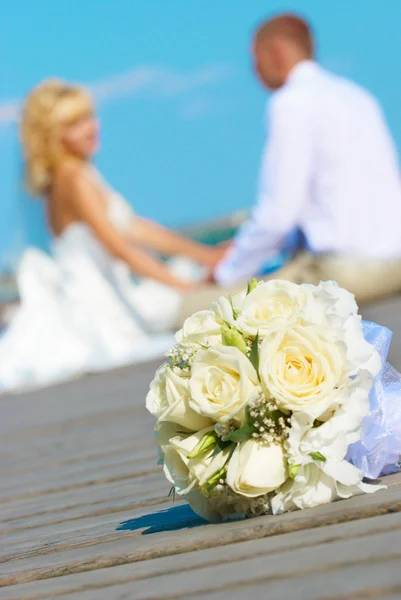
53, 553, 401, 599
5, 523, 401, 599
0, 475, 167, 523
2, 504, 189, 562
0, 477, 168, 526
0, 359, 160, 434
0, 431, 152, 476
194, 559, 401, 600
1, 455, 158, 499
1, 510, 401, 599
194, 558, 401, 600
1, 408, 152, 451
0, 475, 170, 537
0, 446, 155, 483
2, 481, 401, 586
0, 453, 159, 515
0, 492, 175, 536
0, 465, 162, 506
0, 495, 185, 563
0, 441, 137, 475
1, 314, 401, 600
0, 411, 155, 475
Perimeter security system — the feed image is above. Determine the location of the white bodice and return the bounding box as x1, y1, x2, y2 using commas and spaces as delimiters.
90, 167, 135, 234
0, 168, 182, 393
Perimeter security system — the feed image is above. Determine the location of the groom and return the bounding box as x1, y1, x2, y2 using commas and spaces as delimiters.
181, 13, 401, 322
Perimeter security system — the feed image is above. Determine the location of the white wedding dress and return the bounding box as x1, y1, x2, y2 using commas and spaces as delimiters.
0, 170, 196, 394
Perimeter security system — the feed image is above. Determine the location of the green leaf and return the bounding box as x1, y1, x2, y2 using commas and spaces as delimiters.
227, 442, 237, 464
209, 437, 232, 457
309, 451, 327, 462
187, 431, 218, 459
218, 436, 233, 450
203, 467, 227, 494
245, 404, 254, 426
270, 410, 287, 422
225, 423, 256, 443
221, 323, 248, 355
247, 279, 258, 295
249, 332, 260, 374
289, 464, 300, 478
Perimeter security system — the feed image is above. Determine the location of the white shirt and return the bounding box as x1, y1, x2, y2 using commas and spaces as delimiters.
216, 61, 401, 285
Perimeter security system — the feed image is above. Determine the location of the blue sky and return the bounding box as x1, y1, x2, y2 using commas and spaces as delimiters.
1, 0, 401, 271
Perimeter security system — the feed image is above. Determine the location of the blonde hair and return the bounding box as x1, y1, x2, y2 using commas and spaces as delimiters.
20, 78, 94, 196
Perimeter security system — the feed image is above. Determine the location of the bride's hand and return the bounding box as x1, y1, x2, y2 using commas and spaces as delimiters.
218, 240, 233, 251
175, 279, 211, 294
200, 245, 231, 269
174, 280, 200, 293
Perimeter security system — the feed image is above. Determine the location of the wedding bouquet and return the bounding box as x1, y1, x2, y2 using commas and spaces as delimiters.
146, 280, 401, 522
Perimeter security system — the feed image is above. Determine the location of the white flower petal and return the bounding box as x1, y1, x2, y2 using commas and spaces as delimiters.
146, 364, 212, 430
189, 345, 258, 423
322, 459, 363, 486
236, 280, 307, 337
227, 440, 288, 498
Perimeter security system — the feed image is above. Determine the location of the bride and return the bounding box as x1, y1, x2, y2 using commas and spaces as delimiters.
0, 79, 224, 393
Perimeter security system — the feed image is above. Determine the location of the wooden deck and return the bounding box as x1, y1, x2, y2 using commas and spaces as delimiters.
1, 295, 401, 599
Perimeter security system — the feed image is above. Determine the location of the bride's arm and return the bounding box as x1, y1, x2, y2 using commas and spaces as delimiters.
130, 216, 227, 268
67, 172, 193, 291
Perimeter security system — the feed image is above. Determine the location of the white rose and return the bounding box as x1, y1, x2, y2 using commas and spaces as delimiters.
226, 440, 288, 497
342, 315, 381, 377
286, 378, 369, 471
211, 289, 247, 322
163, 441, 192, 494
302, 281, 381, 378
163, 427, 231, 494
230, 289, 247, 316
302, 280, 359, 327
318, 280, 358, 316
271, 462, 384, 514
283, 374, 374, 477
172, 431, 231, 486
175, 310, 222, 346
259, 326, 345, 417
236, 280, 307, 337
191, 447, 230, 487
155, 421, 194, 464
189, 345, 258, 423
211, 296, 235, 325
162, 427, 213, 494
146, 364, 212, 430
286, 374, 373, 466
271, 389, 385, 515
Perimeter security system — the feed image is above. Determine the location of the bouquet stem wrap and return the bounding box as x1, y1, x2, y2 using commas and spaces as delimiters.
347, 321, 401, 478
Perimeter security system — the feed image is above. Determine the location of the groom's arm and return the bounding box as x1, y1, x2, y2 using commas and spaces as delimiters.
215, 94, 313, 285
